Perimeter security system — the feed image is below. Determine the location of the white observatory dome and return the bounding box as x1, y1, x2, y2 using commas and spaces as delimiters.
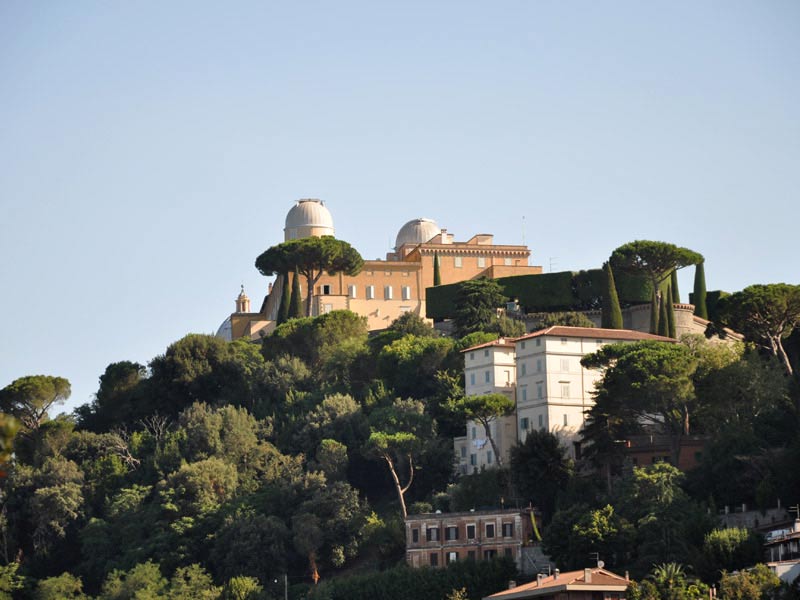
395, 218, 441, 250
284, 199, 335, 240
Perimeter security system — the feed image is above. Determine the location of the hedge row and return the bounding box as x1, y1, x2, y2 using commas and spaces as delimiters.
308, 558, 517, 600
426, 269, 653, 321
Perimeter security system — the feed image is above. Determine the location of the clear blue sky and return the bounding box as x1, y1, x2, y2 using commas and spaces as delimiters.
1, 1, 798, 414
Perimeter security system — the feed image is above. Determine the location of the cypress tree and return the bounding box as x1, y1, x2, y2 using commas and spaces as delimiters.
276, 272, 291, 324
650, 288, 660, 334
433, 252, 441, 286
693, 261, 708, 319
601, 261, 623, 329
288, 267, 303, 319
658, 292, 670, 337
666, 282, 676, 338
671, 269, 680, 303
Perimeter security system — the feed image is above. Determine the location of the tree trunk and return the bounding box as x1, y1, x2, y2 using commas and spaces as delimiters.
481, 419, 503, 466
383, 452, 414, 519
304, 270, 325, 317
774, 335, 794, 378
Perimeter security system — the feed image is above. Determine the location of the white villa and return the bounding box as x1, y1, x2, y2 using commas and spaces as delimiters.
454, 326, 675, 473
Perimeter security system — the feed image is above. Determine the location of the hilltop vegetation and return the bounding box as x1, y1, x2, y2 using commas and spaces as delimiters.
1, 277, 799, 599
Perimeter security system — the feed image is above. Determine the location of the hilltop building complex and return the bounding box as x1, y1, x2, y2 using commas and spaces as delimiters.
217, 199, 541, 339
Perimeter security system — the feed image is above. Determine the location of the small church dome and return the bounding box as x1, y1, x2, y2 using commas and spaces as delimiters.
284, 199, 335, 240
395, 218, 440, 250
215, 317, 233, 341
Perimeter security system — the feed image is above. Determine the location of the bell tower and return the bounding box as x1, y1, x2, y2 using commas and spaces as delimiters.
235, 285, 250, 313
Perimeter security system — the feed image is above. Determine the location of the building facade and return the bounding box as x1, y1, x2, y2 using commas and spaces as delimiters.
454, 327, 675, 471
455, 338, 518, 473
219, 200, 541, 339
405, 509, 537, 572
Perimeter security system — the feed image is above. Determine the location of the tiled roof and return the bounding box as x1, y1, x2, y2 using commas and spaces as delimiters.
486, 568, 629, 599
516, 326, 675, 343
460, 337, 518, 353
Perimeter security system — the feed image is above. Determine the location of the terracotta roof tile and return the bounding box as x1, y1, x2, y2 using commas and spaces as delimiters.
460, 337, 518, 353
486, 567, 629, 599
516, 326, 675, 343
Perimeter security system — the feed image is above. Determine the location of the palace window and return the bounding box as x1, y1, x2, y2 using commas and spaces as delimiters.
384, 285, 393, 300
366, 285, 375, 299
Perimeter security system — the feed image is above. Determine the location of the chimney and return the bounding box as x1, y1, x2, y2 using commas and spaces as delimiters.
508, 581, 516, 590
625, 571, 630, 582
537, 574, 544, 587
554, 569, 559, 580
584, 568, 592, 583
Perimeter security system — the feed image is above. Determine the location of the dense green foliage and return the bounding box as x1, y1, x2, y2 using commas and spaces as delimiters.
528, 311, 596, 329
713, 283, 800, 378
602, 261, 624, 329
0, 376, 71, 431
427, 268, 655, 320
277, 272, 291, 325
692, 262, 708, 319
610, 241, 702, 333
3, 266, 800, 598
307, 558, 517, 600
289, 268, 303, 319
255, 237, 364, 317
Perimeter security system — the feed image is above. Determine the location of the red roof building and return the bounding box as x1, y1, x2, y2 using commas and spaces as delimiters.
484, 567, 630, 600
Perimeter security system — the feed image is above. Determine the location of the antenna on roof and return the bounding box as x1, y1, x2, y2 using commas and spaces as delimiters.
549, 257, 558, 273
522, 215, 526, 246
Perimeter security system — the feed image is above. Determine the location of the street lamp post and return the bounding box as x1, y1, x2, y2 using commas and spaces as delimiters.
274, 574, 288, 600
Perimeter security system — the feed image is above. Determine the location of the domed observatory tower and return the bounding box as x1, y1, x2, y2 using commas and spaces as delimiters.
284, 199, 335, 241
393, 218, 442, 259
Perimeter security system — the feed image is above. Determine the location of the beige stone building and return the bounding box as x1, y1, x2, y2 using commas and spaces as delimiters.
405, 508, 536, 571
218, 199, 541, 339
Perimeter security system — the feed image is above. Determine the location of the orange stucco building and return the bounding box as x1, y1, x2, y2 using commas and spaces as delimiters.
217, 199, 542, 339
